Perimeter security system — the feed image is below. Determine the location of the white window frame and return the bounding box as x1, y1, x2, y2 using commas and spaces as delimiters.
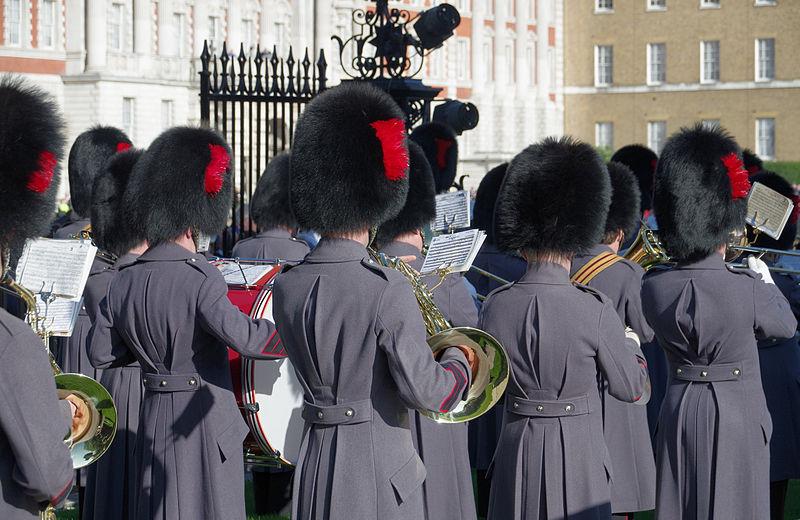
701, 119, 720, 130
526, 42, 537, 86
161, 100, 174, 130
595, 122, 614, 150
456, 37, 470, 81
647, 43, 666, 85
756, 118, 775, 160
483, 37, 494, 82
39, 0, 58, 49
5, 0, 24, 47
648, 121, 667, 155
122, 97, 135, 139
504, 41, 514, 83
755, 38, 775, 82
754, 0, 776, 6
595, 0, 614, 13
700, 40, 720, 84
594, 45, 613, 86
109, 3, 124, 52
700, 0, 720, 8
647, 0, 667, 10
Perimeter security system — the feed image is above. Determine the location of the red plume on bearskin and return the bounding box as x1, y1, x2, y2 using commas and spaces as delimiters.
116, 141, 132, 153
370, 119, 409, 182
721, 152, 751, 200
26, 151, 57, 193
204, 144, 230, 195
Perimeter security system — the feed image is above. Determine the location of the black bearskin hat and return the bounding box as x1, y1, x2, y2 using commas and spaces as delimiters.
604, 162, 642, 241
742, 149, 763, 176
654, 124, 750, 262
124, 127, 233, 246
290, 82, 410, 235
472, 163, 508, 245
91, 149, 145, 257
750, 171, 797, 251
68, 126, 132, 217
375, 141, 436, 248
495, 136, 610, 256
250, 152, 297, 231
410, 122, 458, 194
0, 75, 65, 253
610, 144, 657, 212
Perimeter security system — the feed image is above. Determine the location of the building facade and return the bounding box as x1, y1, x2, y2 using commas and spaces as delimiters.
564, 0, 800, 161
0, 0, 563, 200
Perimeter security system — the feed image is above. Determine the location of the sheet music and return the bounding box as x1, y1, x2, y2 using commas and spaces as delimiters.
35, 297, 82, 337
16, 239, 97, 298
215, 260, 276, 286
420, 229, 486, 274
747, 182, 793, 240
196, 233, 212, 253
433, 191, 471, 232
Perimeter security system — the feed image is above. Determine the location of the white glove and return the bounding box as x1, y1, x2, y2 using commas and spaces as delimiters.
624, 327, 641, 347
747, 255, 775, 285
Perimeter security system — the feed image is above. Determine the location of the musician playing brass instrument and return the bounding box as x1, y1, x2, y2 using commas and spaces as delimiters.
0, 75, 88, 519
272, 82, 476, 520
374, 141, 478, 520
481, 137, 649, 520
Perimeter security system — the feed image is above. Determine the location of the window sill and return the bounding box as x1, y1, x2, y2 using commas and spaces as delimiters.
594, 83, 612, 88
700, 79, 719, 85
699, 4, 721, 9
647, 80, 665, 86
646, 7, 667, 12
755, 77, 774, 83
754, 1, 776, 6
594, 9, 615, 14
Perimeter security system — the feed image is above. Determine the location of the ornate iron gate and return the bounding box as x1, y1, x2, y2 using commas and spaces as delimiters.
199, 41, 327, 254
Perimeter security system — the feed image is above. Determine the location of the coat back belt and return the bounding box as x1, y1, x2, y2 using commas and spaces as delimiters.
142, 373, 201, 392
672, 362, 743, 382
302, 399, 373, 425
506, 394, 590, 418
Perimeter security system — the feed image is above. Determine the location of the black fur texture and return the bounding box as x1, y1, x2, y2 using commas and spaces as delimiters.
91, 149, 145, 257
290, 82, 409, 235
250, 152, 297, 230
375, 141, 436, 247
743, 148, 763, 174
653, 124, 747, 262
610, 144, 658, 212
124, 127, 233, 246
495, 136, 611, 255
410, 122, 458, 194
0, 75, 65, 251
750, 171, 796, 250
604, 162, 642, 241
67, 126, 132, 216
472, 162, 508, 245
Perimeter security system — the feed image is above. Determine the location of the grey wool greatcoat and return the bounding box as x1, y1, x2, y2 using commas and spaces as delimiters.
641, 254, 797, 520
81, 252, 140, 520
87, 242, 284, 520
381, 240, 478, 520
757, 263, 800, 482
271, 238, 473, 520
480, 262, 649, 520
231, 228, 311, 262
571, 244, 656, 514
0, 308, 74, 519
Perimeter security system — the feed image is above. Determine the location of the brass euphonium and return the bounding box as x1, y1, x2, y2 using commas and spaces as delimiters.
369, 249, 509, 423
0, 275, 117, 470
623, 221, 671, 270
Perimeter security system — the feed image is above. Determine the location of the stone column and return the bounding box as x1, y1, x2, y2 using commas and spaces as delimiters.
85, 0, 107, 71
133, 0, 151, 54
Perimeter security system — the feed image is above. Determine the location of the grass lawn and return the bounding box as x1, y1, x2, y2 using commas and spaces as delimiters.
55, 479, 800, 519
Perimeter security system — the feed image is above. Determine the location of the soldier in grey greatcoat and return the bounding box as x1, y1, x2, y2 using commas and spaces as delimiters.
464, 161, 526, 517
272, 83, 476, 520
0, 75, 86, 519
744, 171, 800, 520
641, 125, 797, 520
570, 162, 656, 519
81, 149, 147, 520
87, 127, 285, 520
232, 152, 311, 263
375, 141, 478, 520
482, 137, 649, 520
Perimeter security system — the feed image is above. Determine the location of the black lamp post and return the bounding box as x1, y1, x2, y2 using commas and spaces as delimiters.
332, 0, 464, 127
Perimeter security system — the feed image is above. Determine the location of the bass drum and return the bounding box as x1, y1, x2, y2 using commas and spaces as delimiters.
225, 261, 305, 467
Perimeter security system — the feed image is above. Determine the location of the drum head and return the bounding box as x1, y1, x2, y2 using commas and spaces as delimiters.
241, 279, 305, 466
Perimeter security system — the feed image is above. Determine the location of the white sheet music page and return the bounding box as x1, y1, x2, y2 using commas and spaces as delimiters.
433, 191, 471, 232
215, 260, 276, 286
421, 229, 486, 274
747, 182, 793, 240
16, 238, 97, 299
35, 297, 82, 337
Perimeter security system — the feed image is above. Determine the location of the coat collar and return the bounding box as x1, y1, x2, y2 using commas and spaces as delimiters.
517, 261, 572, 285
304, 238, 369, 263
254, 228, 294, 240
575, 243, 614, 260
676, 253, 727, 270
138, 242, 202, 263
114, 252, 141, 269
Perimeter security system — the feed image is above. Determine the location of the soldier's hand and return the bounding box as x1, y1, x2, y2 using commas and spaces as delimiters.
64, 393, 92, 443
452, 345, 479, 381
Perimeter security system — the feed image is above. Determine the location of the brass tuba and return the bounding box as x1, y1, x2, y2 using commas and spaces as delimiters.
1, 276, 117, 470
623, 221, 671, 271
369, 249, 509, 423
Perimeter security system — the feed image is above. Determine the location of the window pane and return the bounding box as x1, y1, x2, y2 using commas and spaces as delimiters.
41, 0, 56, 48
161, 100, 173, 130
701, 119, 720, 129
457, 38, 470, 80
122, 98, 135, 138
648, 0, 666, 8
648, 121, 666, 154
757, 38, 775, 80
109, 4, 123, 51
757, 118, 775, 159
596, 45, 613, 85
649, 43, 666, 83
505, 42, 514, 82
595, 122, 613, 149
7, 0, 22, 45
702, 40, 719, 82
596, 0, 613, 10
